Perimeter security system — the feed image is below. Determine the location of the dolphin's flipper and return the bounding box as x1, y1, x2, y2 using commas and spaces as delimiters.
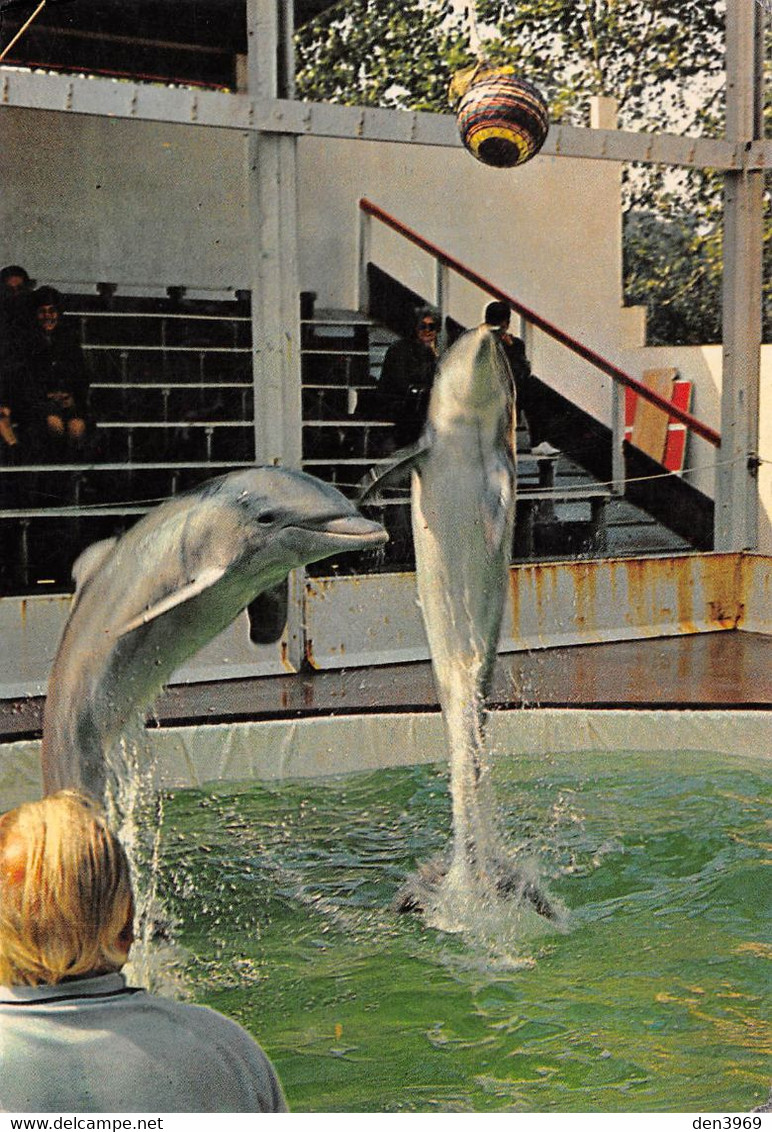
117, 564, 228, 636
247, 579, 289, 645
72, 538, 119, 592
358, 437, 431, 504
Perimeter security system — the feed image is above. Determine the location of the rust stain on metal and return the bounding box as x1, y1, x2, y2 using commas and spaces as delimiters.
508, 554, 759, 645
306, 578, 331, 600
698, 553, 744, 628
508, 566, 521, 632
618, 557, 652, 628
304, 637, 319, 670
571, 563, 598, 631
673, 559, 698, 634
529, 562, 556, 622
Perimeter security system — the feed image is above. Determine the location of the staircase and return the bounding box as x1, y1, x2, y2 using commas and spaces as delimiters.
298, 295, 697, 572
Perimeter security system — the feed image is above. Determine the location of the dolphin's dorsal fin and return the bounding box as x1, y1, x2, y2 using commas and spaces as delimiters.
117, 564, 228, 637
72, 538, 118, 592
358, 437, 431, 504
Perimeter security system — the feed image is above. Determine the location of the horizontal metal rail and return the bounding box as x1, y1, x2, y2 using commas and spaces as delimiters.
301, 348, 371, 357
70, 311, 251, 322
3, 71, 760, 171
97, 420, 250, 429
303, 382, 377, 390
0, 506, 152, 519
90, 381, 252, 390
83, 344, 251, 353
0, 460, 251, 473
360, 197, 721, 448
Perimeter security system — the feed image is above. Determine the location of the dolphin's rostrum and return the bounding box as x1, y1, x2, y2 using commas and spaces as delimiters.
42, 466, 387, 799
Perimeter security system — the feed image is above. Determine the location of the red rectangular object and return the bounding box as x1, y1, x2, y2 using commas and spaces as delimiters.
625, 378, 692, 471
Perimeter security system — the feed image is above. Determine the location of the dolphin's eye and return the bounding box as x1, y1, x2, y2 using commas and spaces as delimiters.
257, 511, 278, 525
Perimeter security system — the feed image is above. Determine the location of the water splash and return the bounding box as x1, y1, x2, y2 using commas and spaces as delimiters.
396, 650, 563, 937
103, 719, 188, 997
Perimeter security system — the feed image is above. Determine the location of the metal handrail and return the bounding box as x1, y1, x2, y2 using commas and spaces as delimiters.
359, 197, 721, 449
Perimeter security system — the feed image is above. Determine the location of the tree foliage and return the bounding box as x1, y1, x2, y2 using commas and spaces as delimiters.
295, 0, 769, 345
295, 1, 460, 111
623, 208, 722, 346
297, 0, 725, 129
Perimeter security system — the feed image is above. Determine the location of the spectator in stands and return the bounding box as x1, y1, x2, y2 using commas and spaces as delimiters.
0, 265, 35, 454
483, 300, 558, 455
377, 306, 440, 449
0, 791, 288, 1113
28, 286, 91, 458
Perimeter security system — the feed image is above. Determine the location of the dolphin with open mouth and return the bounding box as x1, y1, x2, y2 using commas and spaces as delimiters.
41, 466, 387, 799
362, 324, 555, 920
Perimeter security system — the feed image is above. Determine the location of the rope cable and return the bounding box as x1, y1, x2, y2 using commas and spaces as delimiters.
460, 1, 483, 59
1, 456, 762, 512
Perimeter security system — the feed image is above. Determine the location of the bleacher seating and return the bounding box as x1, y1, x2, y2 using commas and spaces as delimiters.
0, 290, 257, 593
0, 284, 621, 596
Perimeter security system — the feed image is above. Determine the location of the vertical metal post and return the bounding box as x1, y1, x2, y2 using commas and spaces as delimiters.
715, 2, 763, 551
246, 0, 304, 668
278, 0, 295, 99
247, 0, 277, 98
611, 378, 626, 495
247, 132, 302, 469
357, 204, 371, 314
246, 0, 302, 469
435, 258, 449, 350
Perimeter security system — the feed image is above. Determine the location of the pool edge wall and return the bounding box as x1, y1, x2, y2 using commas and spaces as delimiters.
2, 552, 770, 698
2, 707, 770, 809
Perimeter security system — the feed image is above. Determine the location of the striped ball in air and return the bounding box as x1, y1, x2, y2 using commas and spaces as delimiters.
456, 72, 549, 168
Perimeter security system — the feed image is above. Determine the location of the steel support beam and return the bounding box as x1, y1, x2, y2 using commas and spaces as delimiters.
278, 0, 295, 100
715, 2, 764, 551
246, 0, 303, 665
246, 0, 301, 472
1, 68, 765, 171
247, 128, 302, 469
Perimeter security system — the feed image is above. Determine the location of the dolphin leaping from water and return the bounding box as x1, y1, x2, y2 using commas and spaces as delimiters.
42, 466, 387, 799
362, 324, 555, 921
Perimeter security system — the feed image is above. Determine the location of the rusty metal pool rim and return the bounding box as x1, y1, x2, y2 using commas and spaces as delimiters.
1, 552, 770, 702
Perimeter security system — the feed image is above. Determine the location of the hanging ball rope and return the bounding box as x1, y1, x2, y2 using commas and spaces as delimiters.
452, 65, 550, 169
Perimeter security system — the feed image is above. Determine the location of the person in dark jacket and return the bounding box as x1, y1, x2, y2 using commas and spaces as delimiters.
483, 300, 557, 453
0, 265, 35, 454
377, 307, 440, 449
27, 286, 90, 457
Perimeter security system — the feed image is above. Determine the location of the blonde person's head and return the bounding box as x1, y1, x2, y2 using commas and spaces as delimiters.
0, 791, 134, 986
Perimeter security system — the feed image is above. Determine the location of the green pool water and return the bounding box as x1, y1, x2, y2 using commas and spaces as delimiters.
154, 748, 771, 1113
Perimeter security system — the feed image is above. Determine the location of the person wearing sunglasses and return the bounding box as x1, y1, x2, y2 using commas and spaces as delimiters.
376, 307, 440, 450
